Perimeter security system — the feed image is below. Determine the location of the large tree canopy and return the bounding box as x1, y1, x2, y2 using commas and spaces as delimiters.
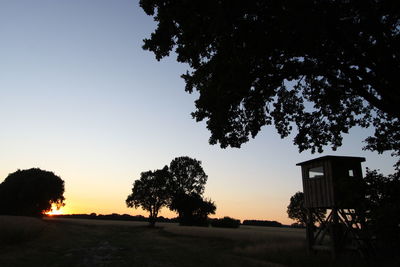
140, 0, 400, 166
0, 168, 65, 216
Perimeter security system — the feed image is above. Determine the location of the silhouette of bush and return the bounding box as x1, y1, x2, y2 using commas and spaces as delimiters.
242, 220, 282, 227
210, 217, 240, 228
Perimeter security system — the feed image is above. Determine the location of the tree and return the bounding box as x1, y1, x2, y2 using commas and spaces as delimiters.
363, 169, 400, 253
287, 192, 325, 226
169, 156, 208, 196
0, 168, 65, 217
140, 0, 400, 168
126, 166, 171, 227
168, 156, 212, 224
170, 192, 216, 226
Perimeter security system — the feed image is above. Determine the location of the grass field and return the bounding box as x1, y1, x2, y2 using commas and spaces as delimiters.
0, 216, 393, 267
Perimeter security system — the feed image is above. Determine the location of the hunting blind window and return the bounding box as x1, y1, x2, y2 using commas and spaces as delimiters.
308, 166, 324, 179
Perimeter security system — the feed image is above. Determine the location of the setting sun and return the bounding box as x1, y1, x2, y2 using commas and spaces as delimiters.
46, 204, 68, 215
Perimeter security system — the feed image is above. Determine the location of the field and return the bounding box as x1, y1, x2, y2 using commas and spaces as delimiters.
0, 216, 391, 267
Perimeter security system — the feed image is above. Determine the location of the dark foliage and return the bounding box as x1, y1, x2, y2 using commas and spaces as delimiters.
169, 156, 208, 196
167, 156, 216, 225
210, 217, 240, 228
363, 169, 400, 254
170, 192, 216, 226
0, 168, 65, 216
126, 166, 171, 227
287, 192, 326, 226
140, 0, 400, 169
126, 156, 215, 227
242, 220, 282, 227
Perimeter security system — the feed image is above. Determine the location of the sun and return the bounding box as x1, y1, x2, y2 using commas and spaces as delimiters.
46, 204, 66, 215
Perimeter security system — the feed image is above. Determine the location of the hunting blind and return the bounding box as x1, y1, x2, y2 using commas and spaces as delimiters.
297, 156, 374, 258
297, 155, 365, 209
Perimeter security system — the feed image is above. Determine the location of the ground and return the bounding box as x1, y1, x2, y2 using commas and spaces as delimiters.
0, 216, 392, 267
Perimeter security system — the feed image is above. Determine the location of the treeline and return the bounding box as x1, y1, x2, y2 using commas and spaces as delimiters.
242, 220, 282, 227
48, 213, 178, 223
49, 213, 290, 228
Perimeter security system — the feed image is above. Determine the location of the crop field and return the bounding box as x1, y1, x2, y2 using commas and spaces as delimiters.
0, 216, 390, 267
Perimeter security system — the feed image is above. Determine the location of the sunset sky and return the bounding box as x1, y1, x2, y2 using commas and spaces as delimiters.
0, 0, 396, 224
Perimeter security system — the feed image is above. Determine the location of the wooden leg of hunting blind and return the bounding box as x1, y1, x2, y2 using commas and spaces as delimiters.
330, 208, 340, 260
306, 208, 314, 254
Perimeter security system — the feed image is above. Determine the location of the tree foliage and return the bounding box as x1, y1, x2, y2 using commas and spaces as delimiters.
126, 166, 171, 227
140, 0, 400, 167
170, 192, 216, 226
126, 157, 215, 226
363, 169, 400, 252
287, 192, 325, 225
169, 156, 207, 196
168, 156, 214, 225
0, 168, 65, 217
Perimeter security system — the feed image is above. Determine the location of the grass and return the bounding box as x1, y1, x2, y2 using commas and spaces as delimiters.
0, 216, 46, 245
0, 216, 396, 267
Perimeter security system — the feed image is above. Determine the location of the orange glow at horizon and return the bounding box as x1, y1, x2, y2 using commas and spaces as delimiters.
46, 204, 72, 215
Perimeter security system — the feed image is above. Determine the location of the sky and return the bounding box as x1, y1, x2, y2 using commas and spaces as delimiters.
0, 0, 396, 224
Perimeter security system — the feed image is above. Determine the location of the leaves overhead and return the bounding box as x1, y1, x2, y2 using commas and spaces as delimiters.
140, 0, 400, 165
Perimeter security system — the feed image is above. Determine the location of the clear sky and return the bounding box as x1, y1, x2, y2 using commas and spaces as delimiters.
0, 0, 396, 224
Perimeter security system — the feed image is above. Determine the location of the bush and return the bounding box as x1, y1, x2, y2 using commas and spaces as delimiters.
210, 217, 240, 228
242, 220, 282, 227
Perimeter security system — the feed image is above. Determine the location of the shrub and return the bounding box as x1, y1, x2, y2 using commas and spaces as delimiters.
242, 220, 282, 227
210, 217, 240, 228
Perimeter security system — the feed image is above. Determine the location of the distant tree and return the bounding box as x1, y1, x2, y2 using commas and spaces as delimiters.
287, 192, 325, 226
363, 169, 400, 253
0, 168, 65, 217
126, 166, 171, 227
169, 156, 208, 196
170, 192, 216, 226
168, 156, 214, 224
140, 0, 400, 169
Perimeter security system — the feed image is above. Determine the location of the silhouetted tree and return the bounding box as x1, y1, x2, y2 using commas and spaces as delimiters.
287, 192, 325, 226
126, 166, 171, 227
0, 168, 65, 217
167, 156, 213, 224
170, 192, 216, 226
363, 169, 400, 253
140, 0, 400, 169
169, 156, 207, 195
